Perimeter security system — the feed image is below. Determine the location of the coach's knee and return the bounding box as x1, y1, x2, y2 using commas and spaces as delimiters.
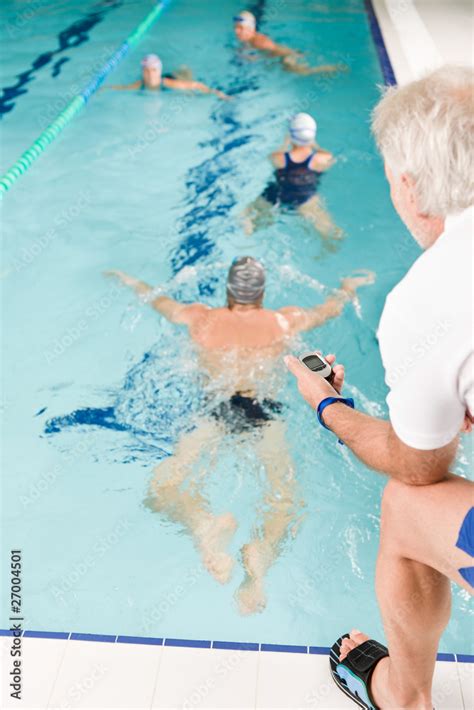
380, 478, 415, 544
381, 478, 408, 515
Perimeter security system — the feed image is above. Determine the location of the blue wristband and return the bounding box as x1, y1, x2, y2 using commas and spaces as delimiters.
317, 396, 355, 444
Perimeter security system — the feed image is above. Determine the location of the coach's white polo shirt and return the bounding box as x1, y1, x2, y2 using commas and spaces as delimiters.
378, 206, 474, 450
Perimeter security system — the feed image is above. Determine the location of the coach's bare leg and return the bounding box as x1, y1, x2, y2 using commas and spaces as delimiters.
340, 475, 473, 709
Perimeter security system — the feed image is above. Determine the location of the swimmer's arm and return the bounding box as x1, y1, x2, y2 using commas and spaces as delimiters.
151, 298, 209, 324
104, 271, 209, 324
279, 272, 375, 333
270, 151, 286, 168
163, 77, 230, 100
309, 150, 335, 172
253, 33, 295, 57
106, 80, 143, 90
278, 292, 348, 333
105, 270, 156, 300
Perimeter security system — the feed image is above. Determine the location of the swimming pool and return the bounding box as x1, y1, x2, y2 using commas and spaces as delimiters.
1, 0, 472, 655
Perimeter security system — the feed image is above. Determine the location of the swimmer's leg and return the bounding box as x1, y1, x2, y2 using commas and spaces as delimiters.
236, 420, 303, 614
146, 421, 237, 584
241, 196, 276, 236
298, 194, 344, 241
282, 55, 347, 76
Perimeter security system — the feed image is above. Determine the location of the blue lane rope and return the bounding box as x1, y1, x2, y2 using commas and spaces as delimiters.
0, 1, 171, 196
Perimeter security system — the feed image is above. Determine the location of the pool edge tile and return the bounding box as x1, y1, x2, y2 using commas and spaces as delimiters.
164, 637, 211, 649
212, 640, 259, 651
117, 635, 163, 646
456, 654, 474, 663
24, 630, 69, 640
309, 646, 330, 655
69, 632, 116, 643
436, 652, 456, 662
260, 643, 308, 654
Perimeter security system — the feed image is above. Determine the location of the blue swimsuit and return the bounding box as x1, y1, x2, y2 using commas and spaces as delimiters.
262, 151, 322, 207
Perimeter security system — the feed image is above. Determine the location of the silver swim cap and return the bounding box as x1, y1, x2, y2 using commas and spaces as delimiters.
227, 256, 265, 304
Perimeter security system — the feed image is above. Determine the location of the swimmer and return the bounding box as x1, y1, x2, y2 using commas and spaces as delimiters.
233, 11, 346, 75
107, 54, 230, 99
106, 258, 374, 613
243, 113, 343, 241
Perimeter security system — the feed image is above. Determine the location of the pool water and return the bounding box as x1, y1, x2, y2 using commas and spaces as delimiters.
1, 0, 472, 652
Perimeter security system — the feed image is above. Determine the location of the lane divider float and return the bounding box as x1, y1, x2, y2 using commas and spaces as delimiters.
0, 0, 171, 196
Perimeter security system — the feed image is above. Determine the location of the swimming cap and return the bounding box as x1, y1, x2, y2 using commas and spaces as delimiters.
289, 113, 317, 146
227, 256, 265, 304
233, 11, 256, 31
141, 54, 162, 72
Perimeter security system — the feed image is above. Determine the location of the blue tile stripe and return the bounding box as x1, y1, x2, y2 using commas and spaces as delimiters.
117, 635, 163, 646
364, 0, 397, 86
1, 629, 471, 661
309, 646, 330, 655
165, 638, 211, 649
436, 652, 456, 662
260, 643, 308, 654
456, 654, 474, 663
212, 641, 259, 651
23, 630, 69, 640
70, 633, 117, 643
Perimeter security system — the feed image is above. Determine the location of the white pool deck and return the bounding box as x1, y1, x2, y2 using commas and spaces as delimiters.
1, 634, 473, 709
2, 2, 473, 709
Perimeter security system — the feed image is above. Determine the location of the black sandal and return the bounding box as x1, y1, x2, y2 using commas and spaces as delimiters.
329, 634, 389, 710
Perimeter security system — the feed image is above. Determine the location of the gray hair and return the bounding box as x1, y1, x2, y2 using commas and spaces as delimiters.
372, 65, 474, 217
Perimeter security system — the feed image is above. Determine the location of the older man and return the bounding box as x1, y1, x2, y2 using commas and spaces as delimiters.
286, 66, 473, 709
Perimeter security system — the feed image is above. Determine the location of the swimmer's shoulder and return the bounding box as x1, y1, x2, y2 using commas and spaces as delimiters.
252, 32, 275, 51
309, 149, 334, 172
177, 302, 210, 326
275, 306, 308, 333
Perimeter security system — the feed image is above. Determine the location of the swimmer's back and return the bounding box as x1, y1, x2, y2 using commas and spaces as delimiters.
188, 307, 291, 350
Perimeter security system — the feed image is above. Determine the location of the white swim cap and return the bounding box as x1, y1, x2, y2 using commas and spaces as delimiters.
289, 113, 317, 146
233, 10, 256, 31
141, 54, 162, 72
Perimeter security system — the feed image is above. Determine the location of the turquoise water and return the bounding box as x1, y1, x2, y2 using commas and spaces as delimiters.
1, 0, 472, 652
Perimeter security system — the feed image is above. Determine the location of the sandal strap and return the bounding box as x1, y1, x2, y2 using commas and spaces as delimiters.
343, 639, 389, 707
345, 639, 389, 673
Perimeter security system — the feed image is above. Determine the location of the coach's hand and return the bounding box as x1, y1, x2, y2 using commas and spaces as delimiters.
284, 353, 345, 410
